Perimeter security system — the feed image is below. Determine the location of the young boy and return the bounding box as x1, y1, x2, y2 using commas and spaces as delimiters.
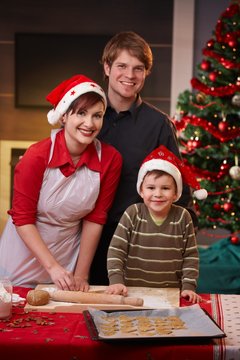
106, 145, 207, 303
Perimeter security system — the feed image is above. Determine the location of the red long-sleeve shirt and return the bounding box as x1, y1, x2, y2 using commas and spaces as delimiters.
9, 129, 122, 226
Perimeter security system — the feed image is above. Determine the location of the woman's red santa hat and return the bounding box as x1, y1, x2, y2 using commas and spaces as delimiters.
137, 145, 208, 201
46, 74, 107, 125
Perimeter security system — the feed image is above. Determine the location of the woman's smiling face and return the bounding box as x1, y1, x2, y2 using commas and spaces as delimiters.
63, 99, 104, 154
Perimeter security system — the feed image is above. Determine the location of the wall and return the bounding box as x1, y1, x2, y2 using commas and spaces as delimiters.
170, 0, 230, 114
194, 0, 230, 70
0, 0, 173, 142
0, 0, 231, 141
0, 0, 232, 233
0, 0, 174, 232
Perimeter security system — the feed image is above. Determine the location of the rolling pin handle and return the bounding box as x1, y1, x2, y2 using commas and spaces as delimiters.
122, 297, 144, 307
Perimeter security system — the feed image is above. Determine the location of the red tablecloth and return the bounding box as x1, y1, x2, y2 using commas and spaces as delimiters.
1, 287, 238, 360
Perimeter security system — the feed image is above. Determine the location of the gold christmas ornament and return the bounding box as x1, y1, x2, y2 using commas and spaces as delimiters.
229, 165, 240, 180
196, 92, 206, 103
232, 94, 240, 107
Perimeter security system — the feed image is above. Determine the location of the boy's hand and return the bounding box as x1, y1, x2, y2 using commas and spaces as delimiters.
105, 283, 128, 296
181, 289, 202, 303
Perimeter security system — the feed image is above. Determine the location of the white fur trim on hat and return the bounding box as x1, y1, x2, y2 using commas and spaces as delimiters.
47, 82, 107, 125
136, 159, 183, 202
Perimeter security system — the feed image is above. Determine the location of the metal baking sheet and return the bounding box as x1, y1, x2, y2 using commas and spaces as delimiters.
83, 305, 226, 341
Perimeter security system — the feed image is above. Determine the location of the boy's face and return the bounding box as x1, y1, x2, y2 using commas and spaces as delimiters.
140, 173, 178, 219
104, 49, 146, 102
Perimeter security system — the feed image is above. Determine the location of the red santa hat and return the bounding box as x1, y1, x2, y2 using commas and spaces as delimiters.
137, 145, 208, 201
46, 74, 107, 125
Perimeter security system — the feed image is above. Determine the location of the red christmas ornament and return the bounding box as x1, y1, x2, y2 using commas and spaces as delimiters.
228, 39, 237, 48
191, 139, 202, 148
207, 39, 214, 48
230, 236, 239, 245
223, 202, 234, 212
209, 72, 218, 81
200, 60, 211, 71
220, 163, 230, 172
213, 203, 221, 211
194, 202, 200, 213
218, 121, 228, 132
187, 140, 193, 151
226, 33, 237, 48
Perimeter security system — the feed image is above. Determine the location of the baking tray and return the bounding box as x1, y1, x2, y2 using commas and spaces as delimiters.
83, 305, 226, 341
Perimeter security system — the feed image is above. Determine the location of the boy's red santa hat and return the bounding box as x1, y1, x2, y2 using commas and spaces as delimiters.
46, 74, 107, 125
137, 145, 208, 201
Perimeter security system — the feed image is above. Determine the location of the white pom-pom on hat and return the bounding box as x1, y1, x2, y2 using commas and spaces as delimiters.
137, 145, 208, 201
193, 189, 208, 200
47, 109, 62, 125
46, 74, 107, 125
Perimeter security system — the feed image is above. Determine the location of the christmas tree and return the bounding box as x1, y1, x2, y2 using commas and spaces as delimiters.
173, 1, 240, 244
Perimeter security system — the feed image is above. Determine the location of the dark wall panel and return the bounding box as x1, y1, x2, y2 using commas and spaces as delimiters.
0, 1, 173, 141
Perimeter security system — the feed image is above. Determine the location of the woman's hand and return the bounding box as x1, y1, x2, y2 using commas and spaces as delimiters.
73, 275, 90, 292
50, 266, 90, 291
105, 284, 128, 296
181, 289, 202, 303
48, 264, 76, 291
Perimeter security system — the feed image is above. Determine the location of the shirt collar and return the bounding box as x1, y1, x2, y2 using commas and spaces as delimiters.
106, 94, 142, 118
48, 129, 101, 173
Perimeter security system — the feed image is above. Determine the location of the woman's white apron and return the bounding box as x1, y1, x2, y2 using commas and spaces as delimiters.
0, 129, 101, 287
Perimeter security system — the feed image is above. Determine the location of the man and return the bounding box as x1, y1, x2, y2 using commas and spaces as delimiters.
90, 31, 197, 285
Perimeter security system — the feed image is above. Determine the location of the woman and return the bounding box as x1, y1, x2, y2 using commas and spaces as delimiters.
0, 74, 122, 291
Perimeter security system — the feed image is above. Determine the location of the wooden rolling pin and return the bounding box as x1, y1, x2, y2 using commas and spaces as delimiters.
50, 290, 144, 307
